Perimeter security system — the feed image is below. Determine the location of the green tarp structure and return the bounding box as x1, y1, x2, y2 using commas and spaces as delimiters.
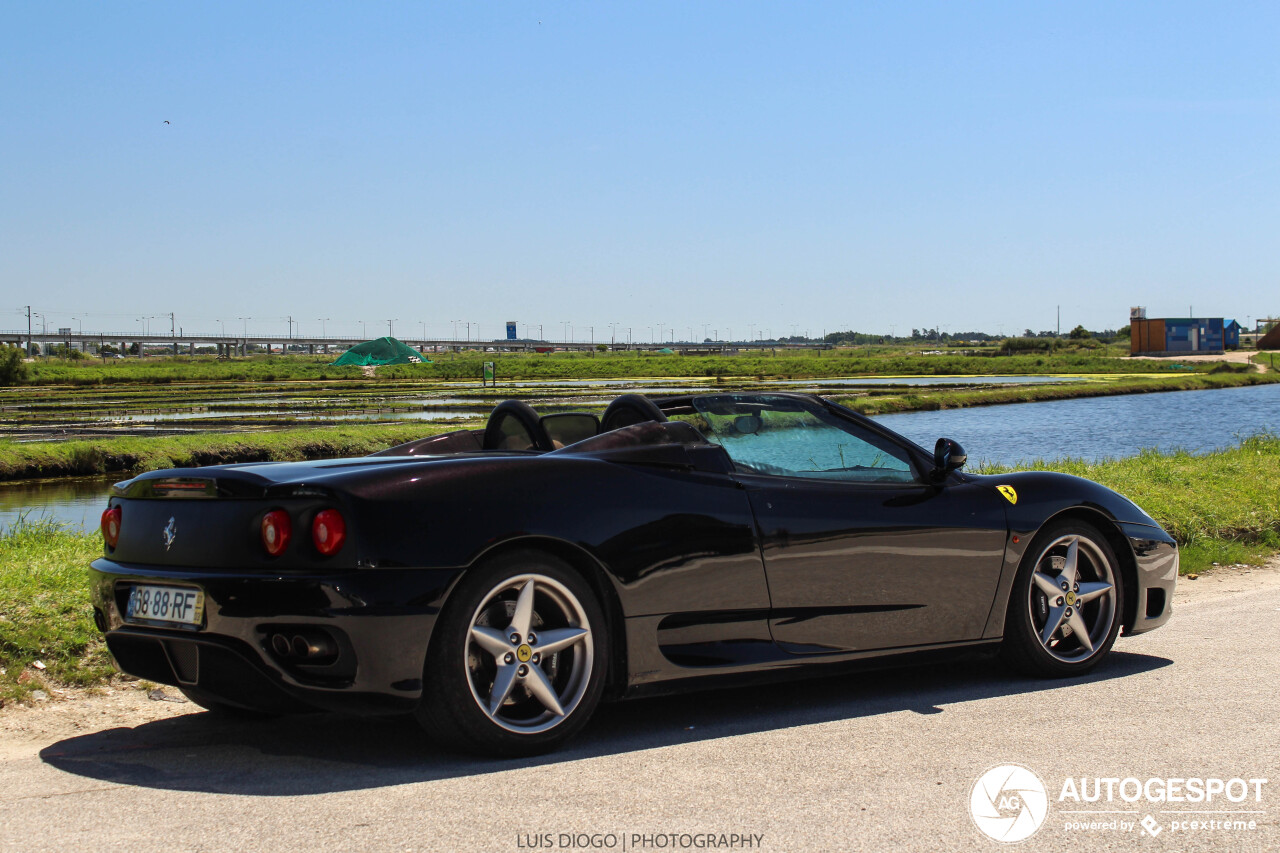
331, 336, 431, 366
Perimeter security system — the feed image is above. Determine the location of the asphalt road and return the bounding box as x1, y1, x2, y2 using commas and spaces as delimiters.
1, 568, 1277, 853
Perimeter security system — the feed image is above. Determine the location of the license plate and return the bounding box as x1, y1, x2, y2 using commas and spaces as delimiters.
126, 584, 204, 627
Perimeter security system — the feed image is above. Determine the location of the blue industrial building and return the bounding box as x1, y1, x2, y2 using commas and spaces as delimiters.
1130, 317, 1226, 354
1225, 320, 1242, 349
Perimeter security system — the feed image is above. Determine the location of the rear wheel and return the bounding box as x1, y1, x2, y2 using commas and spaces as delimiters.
416, 550, 609, 756
1001, 521, 1124, 677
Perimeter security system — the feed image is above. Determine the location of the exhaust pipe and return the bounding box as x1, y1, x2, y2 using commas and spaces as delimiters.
291, 633, 335, 659
269, 630, 337, 663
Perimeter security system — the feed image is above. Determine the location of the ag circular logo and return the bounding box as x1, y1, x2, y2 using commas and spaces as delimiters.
969, 764, 1049, 843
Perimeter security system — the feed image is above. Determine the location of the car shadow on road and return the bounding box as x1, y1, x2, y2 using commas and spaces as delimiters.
40, 650, 1170, 795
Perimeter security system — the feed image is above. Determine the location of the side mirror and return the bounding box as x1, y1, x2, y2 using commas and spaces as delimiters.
932, 438, 967, 480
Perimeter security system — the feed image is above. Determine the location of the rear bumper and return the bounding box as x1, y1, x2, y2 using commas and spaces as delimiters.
1119, 522, 1178, 635
89, 558, 461, 714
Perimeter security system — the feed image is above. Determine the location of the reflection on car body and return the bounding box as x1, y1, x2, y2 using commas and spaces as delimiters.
89, 392, 1176, 755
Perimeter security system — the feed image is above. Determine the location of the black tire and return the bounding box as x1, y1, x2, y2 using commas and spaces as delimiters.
1001, 520, 1125, 678
178, 686, 280, 719
415, 550, 609, 757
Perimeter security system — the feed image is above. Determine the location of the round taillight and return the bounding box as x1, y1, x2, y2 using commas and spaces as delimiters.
261, 509, 292, 557
101, 506, 121, 549
311, 509, 347, 556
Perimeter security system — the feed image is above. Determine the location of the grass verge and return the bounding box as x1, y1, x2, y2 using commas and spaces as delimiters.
4, 373, 1277, 482
0, 517, 112, 703
0, 423, 465, 481
835, 371, 1279, 415
977, 432, 1280, 574
17, 347, 1224, 386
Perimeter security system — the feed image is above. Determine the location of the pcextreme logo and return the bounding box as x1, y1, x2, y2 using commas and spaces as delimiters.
970, 765, 1049, 843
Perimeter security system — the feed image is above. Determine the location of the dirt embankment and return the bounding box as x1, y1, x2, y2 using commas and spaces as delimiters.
1124, 349, 1275, 373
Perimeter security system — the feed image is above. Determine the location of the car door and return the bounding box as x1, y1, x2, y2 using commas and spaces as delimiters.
691, 394, 1007, 654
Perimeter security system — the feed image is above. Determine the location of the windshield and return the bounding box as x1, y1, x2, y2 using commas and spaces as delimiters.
690, 394, 917, 483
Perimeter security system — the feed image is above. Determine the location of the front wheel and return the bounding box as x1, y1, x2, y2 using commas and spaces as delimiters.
416, 550, 609, 756
1001, 521, 1125, 677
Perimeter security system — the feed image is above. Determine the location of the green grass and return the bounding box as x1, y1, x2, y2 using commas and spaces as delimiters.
0, 517, 112, 703
977, 432, 1280, 574
2, 371, 1277, 483
0, 423, 467, 481
834, 371, 1280, 416
18, 346, 1225, 387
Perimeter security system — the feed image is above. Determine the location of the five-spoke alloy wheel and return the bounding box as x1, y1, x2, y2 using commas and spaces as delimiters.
1002, 521, 1125, 677
417, 550, 608, 755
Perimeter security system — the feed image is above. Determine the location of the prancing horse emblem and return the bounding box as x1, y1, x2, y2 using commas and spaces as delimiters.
163, 516, 177, 551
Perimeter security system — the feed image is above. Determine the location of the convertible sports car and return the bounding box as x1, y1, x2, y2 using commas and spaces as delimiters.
89, 392, 1177, 755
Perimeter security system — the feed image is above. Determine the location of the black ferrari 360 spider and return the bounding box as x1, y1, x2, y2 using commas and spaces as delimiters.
89, 392, 1177, 755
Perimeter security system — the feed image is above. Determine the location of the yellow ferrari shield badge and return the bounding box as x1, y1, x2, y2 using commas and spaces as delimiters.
516, 644, 533, 663
997, 485, 1018, 505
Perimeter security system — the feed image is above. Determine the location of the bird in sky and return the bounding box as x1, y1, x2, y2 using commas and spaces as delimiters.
163, 120, 170, 125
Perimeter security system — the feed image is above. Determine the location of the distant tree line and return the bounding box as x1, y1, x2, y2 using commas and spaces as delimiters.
818, 325, 1125, 346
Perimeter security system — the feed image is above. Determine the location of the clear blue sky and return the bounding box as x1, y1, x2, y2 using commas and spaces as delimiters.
3, 2, 1277, 341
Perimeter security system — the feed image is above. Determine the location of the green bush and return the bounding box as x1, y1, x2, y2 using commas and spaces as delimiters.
0, 346, 27, 386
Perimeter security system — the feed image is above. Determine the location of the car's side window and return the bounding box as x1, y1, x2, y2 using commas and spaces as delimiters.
692, 395, 918, 483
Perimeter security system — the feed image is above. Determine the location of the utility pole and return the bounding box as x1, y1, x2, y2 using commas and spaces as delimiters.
1057, 305, 1060, 337
25, 306, 31, 357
